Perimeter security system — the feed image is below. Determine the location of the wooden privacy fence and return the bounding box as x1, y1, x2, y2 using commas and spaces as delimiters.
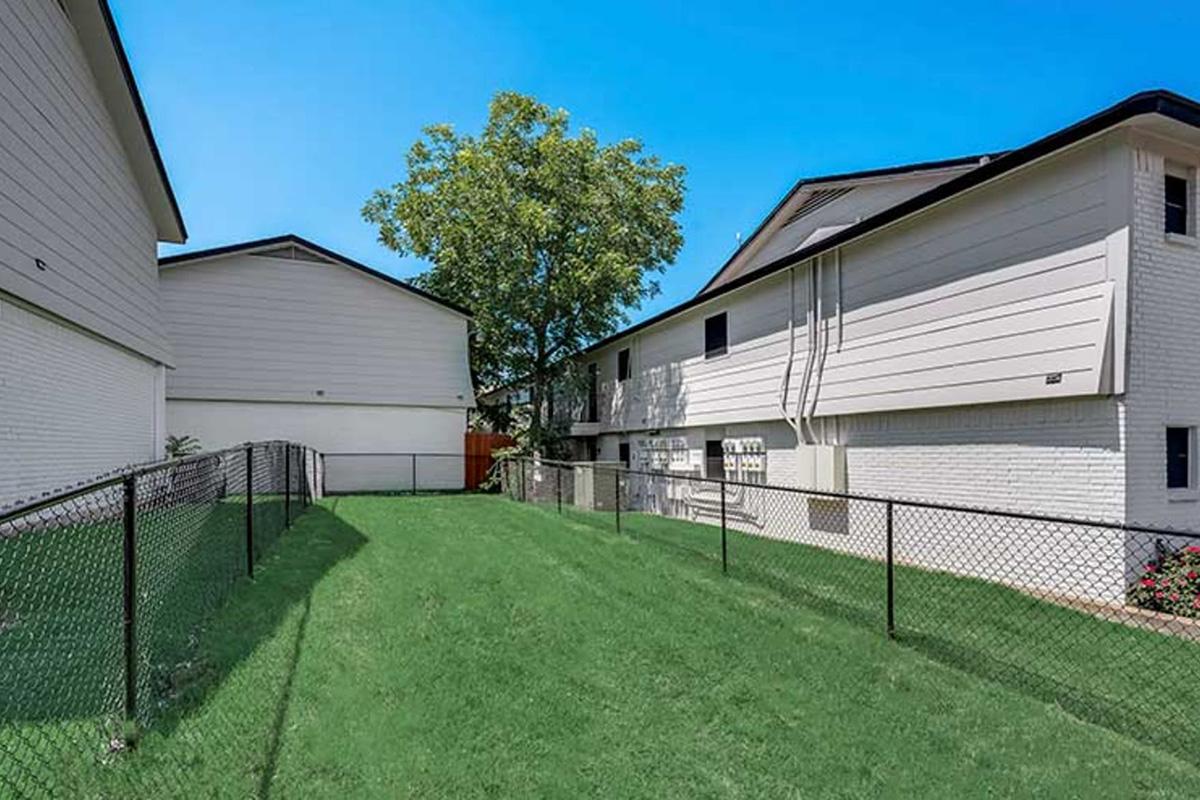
465, 432, 515, 489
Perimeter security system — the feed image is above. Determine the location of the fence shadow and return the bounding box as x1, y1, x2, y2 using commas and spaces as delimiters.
146, 504, 365, 739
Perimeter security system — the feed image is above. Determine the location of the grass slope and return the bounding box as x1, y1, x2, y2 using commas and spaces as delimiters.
93, 501, 1200, 796
6, 494, 1199, 797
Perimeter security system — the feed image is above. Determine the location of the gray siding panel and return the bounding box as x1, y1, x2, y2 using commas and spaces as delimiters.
589, 137, 1123, 432
161, 253, 474, 407
0, 0, 168, 364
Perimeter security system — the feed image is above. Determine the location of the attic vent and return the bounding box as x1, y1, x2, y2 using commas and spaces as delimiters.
252, 244, 335, 264
782, 187, 853, 227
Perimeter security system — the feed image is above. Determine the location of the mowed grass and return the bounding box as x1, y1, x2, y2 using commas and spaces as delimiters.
6, 494, 1200, 797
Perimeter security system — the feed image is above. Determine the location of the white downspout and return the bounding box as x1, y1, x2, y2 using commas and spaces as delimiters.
804, 248, 839, 444
793, 258, 818, 445
777, 266, 802, 443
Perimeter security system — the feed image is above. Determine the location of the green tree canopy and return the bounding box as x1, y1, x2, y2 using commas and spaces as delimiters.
363, 91, 686, 449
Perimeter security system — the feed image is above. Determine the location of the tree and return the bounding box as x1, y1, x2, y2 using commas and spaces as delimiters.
363, 91, 685, 450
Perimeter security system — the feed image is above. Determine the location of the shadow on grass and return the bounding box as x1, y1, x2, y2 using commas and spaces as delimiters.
147, 503, 365, 738
606, 508, 1200, 768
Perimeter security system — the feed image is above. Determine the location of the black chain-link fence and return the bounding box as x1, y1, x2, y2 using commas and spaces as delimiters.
502, 456, 1200, 760
0, 441, 314, 798
319, 452, 504, 494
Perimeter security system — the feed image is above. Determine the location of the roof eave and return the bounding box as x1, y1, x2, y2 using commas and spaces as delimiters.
67, 0, 186, 243
583, 89, 1200, 357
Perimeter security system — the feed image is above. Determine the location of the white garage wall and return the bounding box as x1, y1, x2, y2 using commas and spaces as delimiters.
0, 295, 161, 508
167, 399, 467, 492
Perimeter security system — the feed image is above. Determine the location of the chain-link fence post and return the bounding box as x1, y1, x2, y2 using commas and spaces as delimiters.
412, 453, 418, 496
614, 468, 621, 534
121, 474, 139, 742
519, 459, 526, 503
886, 500, 895, 640
720, 479, 727, 574
557, 465, 563, 514
246, 444, 255, 579
284, 444, 292, 528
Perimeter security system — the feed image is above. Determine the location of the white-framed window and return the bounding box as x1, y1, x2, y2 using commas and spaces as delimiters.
1165, 163, 1195, 239
1166, 425, 1195, 491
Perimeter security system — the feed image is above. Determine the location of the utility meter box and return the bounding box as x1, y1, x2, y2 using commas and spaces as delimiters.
797, 444, 846, 492
573, 461, 625, 510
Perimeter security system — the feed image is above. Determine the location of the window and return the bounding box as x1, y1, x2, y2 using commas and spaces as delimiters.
617, 348, 630, 382
1167, 426, 1192, 489
1166, 172, 1190, 236
705, 440, 725, 480
618, 442, 630, 468
704, 313, 728, 359
586, 363, 598, 422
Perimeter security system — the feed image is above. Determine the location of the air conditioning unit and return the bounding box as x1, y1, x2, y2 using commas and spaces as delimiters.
797, 444, 846, 493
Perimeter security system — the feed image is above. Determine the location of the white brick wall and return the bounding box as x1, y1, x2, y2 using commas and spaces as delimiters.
0, 295, 162, 508
1125, 145, 1200, 531
842, 397, 1126, 520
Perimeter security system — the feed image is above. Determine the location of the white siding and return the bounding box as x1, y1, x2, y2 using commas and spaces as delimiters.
0, 0, 169, 365
0, 295, 161, 508
708, 165, 979, 292
592, 136, 1126, 434
167, 399, 467, 492
160, 252, 474, 408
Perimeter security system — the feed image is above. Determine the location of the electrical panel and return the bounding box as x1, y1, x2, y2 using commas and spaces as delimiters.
722, 437, 766, 481
635, 436, 691, 471
797, 444, 846, 492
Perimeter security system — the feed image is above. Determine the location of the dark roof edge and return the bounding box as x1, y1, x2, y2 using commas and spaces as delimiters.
695, 151, 1008, 296
98, 0, 187, 241
585, 89, 1200, 356
159, 234, 473, 318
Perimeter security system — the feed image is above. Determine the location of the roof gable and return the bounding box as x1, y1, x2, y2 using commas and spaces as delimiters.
700, 153, 997, 295
159, 235, 472, 318
583, 89, 1200, 356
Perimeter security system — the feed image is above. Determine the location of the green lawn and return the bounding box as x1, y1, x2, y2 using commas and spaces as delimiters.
4, 494, 1200, 797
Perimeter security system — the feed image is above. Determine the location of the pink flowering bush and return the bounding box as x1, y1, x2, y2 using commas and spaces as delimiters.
1128, 545, 1200, 617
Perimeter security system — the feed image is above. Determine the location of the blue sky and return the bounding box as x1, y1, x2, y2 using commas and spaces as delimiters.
121, 0, 1200, 325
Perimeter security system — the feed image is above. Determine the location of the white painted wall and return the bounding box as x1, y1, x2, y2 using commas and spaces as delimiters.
160, 251, 472, 408
167, 399, 467, 492
1125, 136, 1200, 533
0, 295, 161, 508
577, 135, 1142, 603
588, 135, 1126, 434
0, 1, 172, 508
0, 0, 170, 365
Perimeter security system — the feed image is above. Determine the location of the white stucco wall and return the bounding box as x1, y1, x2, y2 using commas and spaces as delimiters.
0, 295, 162, 508
167, 399, 467, 493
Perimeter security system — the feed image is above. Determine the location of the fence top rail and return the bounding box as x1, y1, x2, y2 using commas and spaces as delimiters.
504, 455, 1200, 543
321, 452, 491, 458
0, 440, 307, 526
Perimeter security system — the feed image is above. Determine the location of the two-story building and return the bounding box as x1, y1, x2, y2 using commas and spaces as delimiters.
556, 90, 1200, 541
0, 0, 186, 508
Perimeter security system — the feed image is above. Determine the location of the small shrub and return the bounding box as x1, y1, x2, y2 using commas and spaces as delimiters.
1128, 545, 1200, 617
165, 434, 202, 459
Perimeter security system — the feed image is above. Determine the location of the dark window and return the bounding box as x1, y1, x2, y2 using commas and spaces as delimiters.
618, 442, 630, 467
705, 440, 725, 480
705, 313, 728, 359
617, 348, 630, 382
1167, 427, 1191, 489
1166, 174, 1189, 236
586, 363, 598, 422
